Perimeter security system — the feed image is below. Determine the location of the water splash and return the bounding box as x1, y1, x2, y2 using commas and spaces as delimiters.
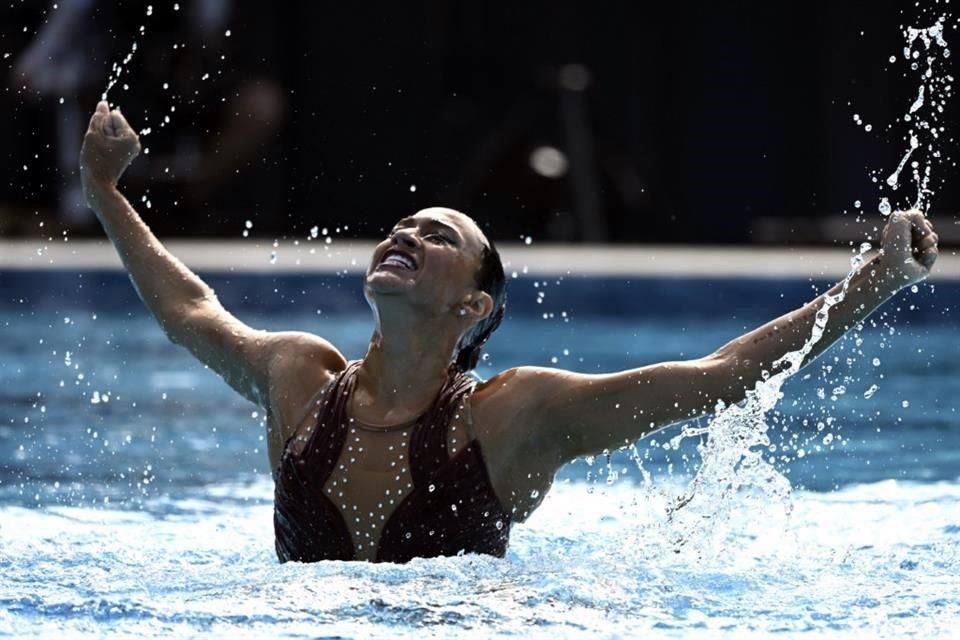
883, 15, 953, 213
657, 13, 955, 556
661, 248, 873, 554
101, 7, 153, 103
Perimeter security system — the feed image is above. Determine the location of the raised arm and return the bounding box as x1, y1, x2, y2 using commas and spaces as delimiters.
510, 212, 939, 465
79, 101, 344, 407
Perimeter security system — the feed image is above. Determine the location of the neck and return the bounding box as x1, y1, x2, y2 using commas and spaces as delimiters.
356, 299, 463, 419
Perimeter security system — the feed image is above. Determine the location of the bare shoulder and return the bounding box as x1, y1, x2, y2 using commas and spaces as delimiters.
472, 366, 575, 412
469, 367, 571, 520
469, 366, 570, 447
262, 331, 348, 470
265, 331, 348, 392
470, 364, 607, 462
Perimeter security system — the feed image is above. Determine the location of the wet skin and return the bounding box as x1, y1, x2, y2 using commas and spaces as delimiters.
79, 101, 941, 543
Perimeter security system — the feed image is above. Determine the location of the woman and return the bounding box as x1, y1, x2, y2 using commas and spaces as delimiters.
80, 101, 940, 563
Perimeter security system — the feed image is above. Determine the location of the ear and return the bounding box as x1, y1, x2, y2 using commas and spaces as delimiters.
462, 291, 494, 321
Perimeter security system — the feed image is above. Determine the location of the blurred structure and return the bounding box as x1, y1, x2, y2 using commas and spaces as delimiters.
5, 0, 287, 237
1, 0, 956, 243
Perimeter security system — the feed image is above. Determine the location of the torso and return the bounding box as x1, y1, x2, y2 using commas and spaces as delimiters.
267, 351, 557, 561
274, 368, 540, 561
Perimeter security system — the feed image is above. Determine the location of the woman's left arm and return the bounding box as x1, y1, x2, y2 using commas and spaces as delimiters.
513, 211, 938, 465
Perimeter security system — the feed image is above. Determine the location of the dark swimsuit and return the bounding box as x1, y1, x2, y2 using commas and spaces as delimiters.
273, 361, 512, 563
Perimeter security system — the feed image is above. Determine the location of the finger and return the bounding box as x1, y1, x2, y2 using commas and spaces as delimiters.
911, 219, 937, 250
913, 214, 933, 231
86, 112, 103, 134
108, 109, 133, 137
96, 100, 110, 116
916, 234, 937, 252
884, 212, 913, 249
102, 110, 126, 138
918, 246, 938, 271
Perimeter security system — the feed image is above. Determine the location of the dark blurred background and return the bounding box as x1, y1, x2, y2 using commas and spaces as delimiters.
1, 0, 956, 244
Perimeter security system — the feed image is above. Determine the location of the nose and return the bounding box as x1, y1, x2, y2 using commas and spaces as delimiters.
392, 228, 419, 249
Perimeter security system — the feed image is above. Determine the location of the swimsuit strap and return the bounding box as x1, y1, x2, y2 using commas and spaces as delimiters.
463, 391, 478, 443
303, 360, 362, 479
409, 372, 478, 488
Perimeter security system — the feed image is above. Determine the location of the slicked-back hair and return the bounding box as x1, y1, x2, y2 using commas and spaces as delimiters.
452, 239, 507, 373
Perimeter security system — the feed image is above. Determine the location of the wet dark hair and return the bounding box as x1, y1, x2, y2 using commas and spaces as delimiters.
453, 239, 507, 373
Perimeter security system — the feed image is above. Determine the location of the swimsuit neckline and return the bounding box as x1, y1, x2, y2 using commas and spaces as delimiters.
350, 416, 418, 433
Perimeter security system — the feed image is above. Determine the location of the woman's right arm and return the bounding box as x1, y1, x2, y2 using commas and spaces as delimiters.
79, 101, 344, 407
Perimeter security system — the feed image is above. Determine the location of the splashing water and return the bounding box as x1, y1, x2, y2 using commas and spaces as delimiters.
884, 15, 953, 213
100, 5, 229, 145
654, 14, 955, 556
101, 8, 153, 103
661, 247, 873, 554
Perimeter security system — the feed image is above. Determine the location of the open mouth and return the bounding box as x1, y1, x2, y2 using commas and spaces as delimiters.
378, 249, 419, 272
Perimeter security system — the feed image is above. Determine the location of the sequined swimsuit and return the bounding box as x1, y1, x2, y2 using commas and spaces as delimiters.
273, 361, 512, 563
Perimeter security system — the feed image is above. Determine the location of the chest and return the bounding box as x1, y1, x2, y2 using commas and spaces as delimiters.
322, 415, 475, 561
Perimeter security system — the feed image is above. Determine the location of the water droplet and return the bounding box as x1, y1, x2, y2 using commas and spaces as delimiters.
428, 483, 435, 493
901, 400, 910, 409
224, 30, 232, 37
529, 489, 540, 499
879, 198, 892, 216
863, 384, 879, 399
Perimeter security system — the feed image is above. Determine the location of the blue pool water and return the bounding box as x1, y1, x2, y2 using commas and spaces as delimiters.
1, 270, 959, 638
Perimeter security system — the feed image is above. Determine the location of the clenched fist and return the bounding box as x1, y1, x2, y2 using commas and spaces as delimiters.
878, 210, 939, 290
79, 100, 141, 202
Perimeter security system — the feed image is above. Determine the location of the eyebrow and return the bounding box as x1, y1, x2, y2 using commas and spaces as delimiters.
393, 217, 463, 242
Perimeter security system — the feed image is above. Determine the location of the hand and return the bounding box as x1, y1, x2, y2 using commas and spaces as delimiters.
877, 210, 939, 290
79, 101, 142, 202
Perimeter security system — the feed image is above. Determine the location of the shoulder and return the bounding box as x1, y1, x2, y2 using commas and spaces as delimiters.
467, 367, 572, 513
264, 331, 347, 372
472, 366, 576, 407
264, 332, 348, 408
468, 366, 570, 439
262, 333, 349, 468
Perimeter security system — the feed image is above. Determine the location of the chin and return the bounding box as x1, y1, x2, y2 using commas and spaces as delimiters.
364, 270, 416, 296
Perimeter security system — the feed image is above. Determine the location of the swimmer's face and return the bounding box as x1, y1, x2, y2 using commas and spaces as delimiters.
365, 207, 491, 316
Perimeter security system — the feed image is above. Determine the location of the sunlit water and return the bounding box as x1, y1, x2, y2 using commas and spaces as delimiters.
3, 478, 959, 639
2, 279, 958, 638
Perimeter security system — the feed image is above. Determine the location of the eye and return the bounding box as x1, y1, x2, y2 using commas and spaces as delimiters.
426, 233, 454, 245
